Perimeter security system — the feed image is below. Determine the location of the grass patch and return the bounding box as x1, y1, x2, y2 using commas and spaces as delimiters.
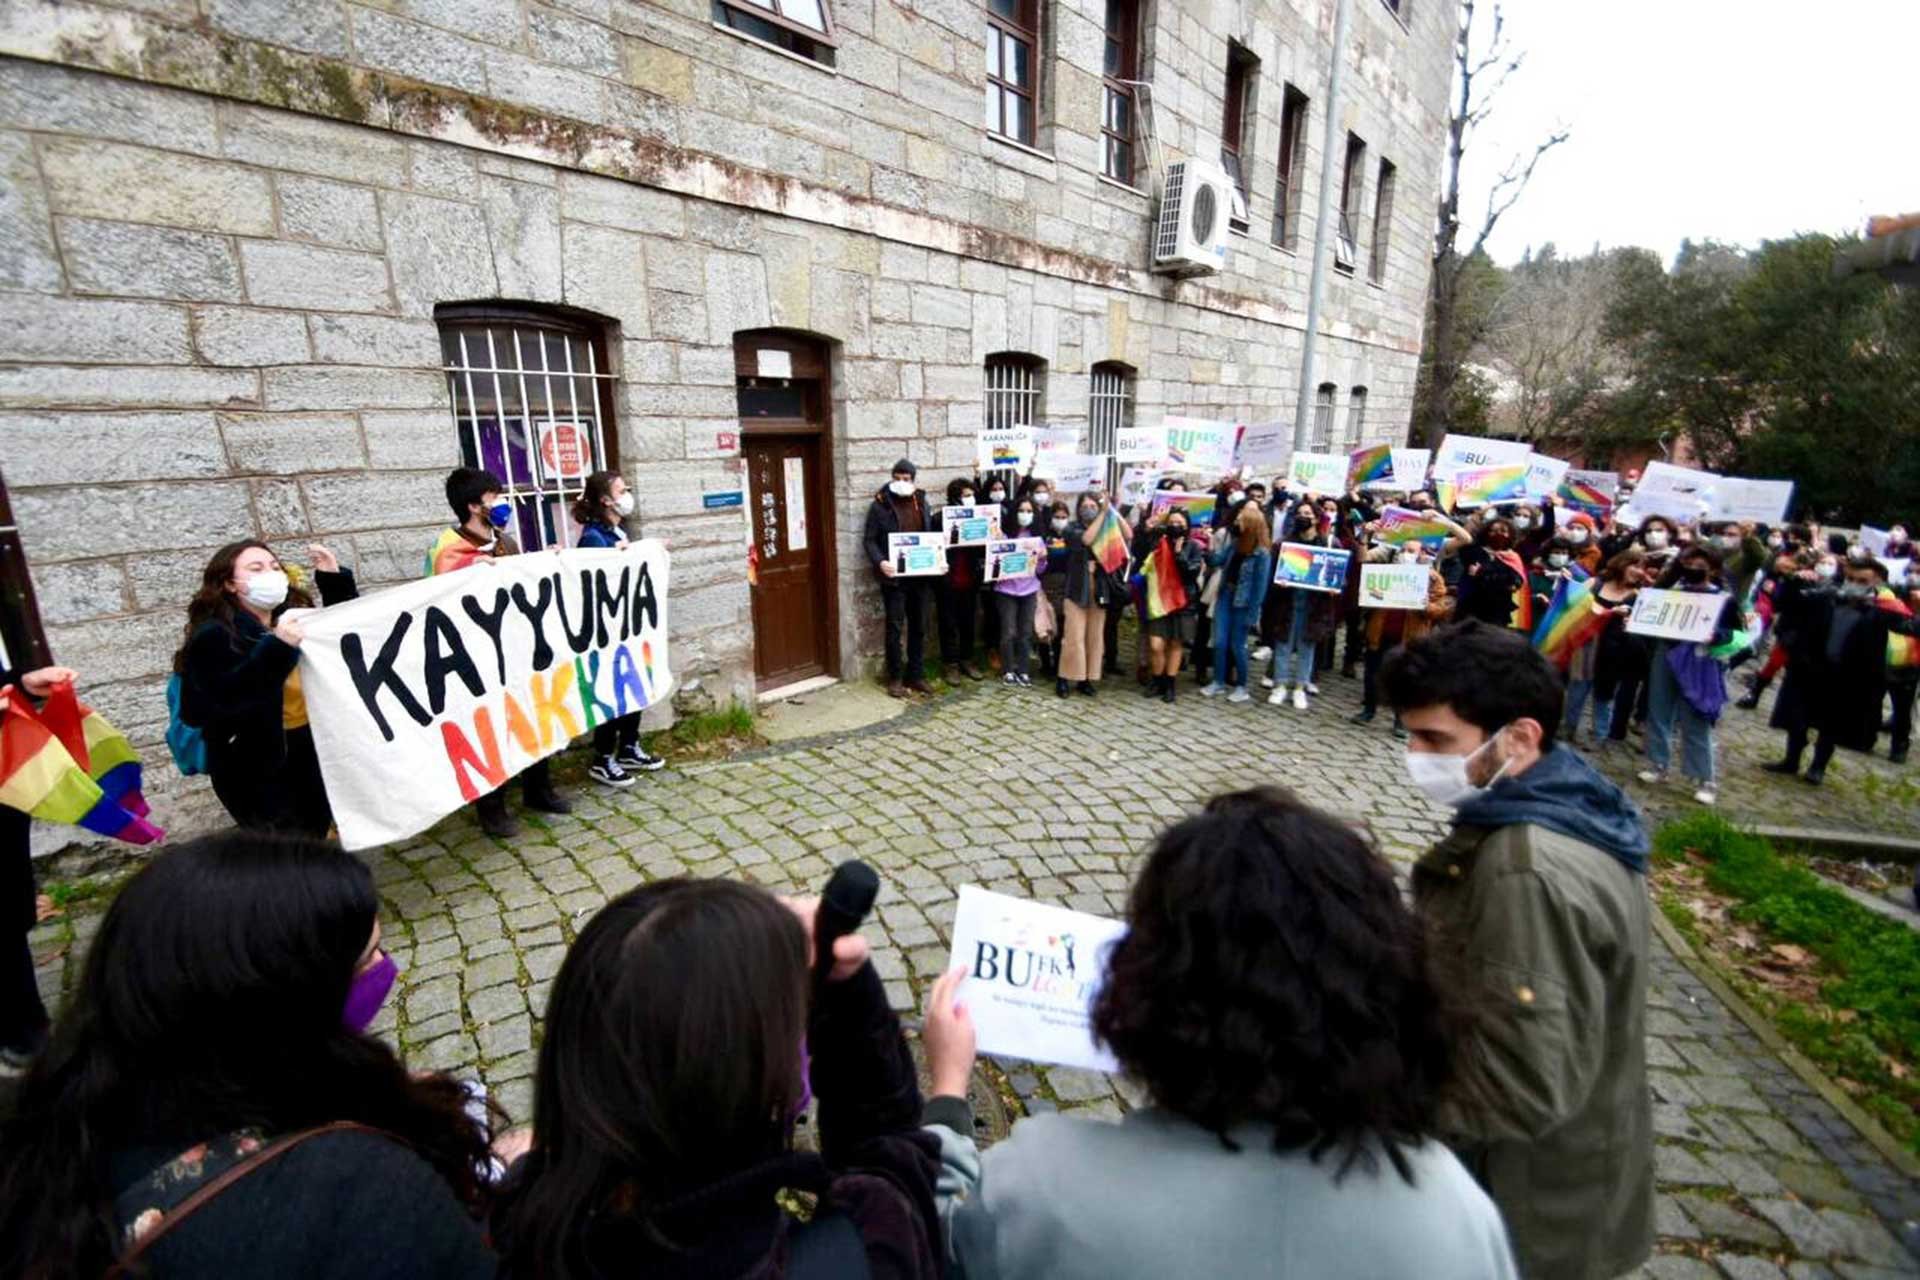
44, 877, 113, 911
1654, 812, 1920, 1155
642, 701, 762, 760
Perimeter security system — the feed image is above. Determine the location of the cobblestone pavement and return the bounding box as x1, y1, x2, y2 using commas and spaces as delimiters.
30, 654, 1920, 1276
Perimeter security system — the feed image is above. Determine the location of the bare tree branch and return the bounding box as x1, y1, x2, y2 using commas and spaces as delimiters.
1470, 128, 1570, 261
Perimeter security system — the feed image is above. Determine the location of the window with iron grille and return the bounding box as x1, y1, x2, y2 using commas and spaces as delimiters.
1271, 85, 1309, 249
1368, 158, 1396, 283
1346, 386, 1368, 447
713, 0, 837, 66
1089, 361, 1134, 490
1312, 382, 1337, 448
1101, 1, 1140, 185
986, 0, 1041, 146
1221, 42, 1257, 230
984, 353, 1044, 432
438, 306, 619, 552
1335, 132, 1365, 274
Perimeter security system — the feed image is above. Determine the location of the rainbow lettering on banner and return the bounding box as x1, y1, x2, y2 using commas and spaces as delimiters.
1450, 463, 1530, 508
1347, 444, 1394, 491
1376, 506, 1453, 547
0, 682, 163, 845
1531, 577, 1611, 670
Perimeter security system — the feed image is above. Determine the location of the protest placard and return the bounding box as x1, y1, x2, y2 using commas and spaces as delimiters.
1376, 505, 1455, 546
1032, 425, 1081, 457
1236, 421, 1291, 471
1348, 443, 1394, 491
1882, 556, 1911, 587
984, 537, 1046, 583
1274, 542, 1351, 593
297, 543, 674, 850
888, 533, 946, 577
946, 885, 1128, 1073
1523, 453, 1571, 499
1357, 561, 1431, 609
1114, 423, 1167, 464
1626, 588, 1728, 643
1859, 526, 1890, 557
1705, 477, 1794, 524
1448, 463, 1530, 508
1558, 469, 1619, 520
1148, 491, 1217, 528
1435, 433, 1530, 477
1117, 466, 1160, 506
976, 426, 1034, 472
1632, 461, 1718, 523
1389, 448, 1431, 490
1287, 451, 1348, 493
1034, 452, 1106, 491
941, 502, 1001, 547
1160, 416, 1238, 474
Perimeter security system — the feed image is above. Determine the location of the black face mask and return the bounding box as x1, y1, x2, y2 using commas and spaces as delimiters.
1680, 566, 1709, 585
1168, 524, 1188, 539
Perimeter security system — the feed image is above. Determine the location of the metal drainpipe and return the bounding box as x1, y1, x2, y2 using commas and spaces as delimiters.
1292, 0, 1353, 452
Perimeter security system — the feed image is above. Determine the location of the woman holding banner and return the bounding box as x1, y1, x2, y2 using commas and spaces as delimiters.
1636, 545, 1740, 806
175, 541, 357, 836
573, 473, 666, 788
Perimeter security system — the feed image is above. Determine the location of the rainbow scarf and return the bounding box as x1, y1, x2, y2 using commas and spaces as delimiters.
1874, 586, 1918, 669
1090, 507, 1130, 575
0, 682, 163, 844
1347, 444, 1394, 491
1531, 577, 1611, 669
425, 526, 493, 577
1142, 536, 1189, 620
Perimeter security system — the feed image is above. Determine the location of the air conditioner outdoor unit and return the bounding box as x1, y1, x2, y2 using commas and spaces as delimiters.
1152, 158, 1231, 275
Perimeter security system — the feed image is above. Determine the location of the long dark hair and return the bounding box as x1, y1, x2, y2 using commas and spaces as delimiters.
0, 832, 492, 1278
172, 540, 314, 674
496, 879, 808, 1279
571, 470, 620, 528
1091, 787, 1465, 1183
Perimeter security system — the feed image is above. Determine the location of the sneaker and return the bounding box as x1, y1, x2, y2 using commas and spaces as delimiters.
1304, 683, 1320, 696
1015, 673, 1032, 687
905, 679, 933, 695
1803, 765, 1826, 786
1636, 769, 1666, 785
1227, 687, 1251, 704
1350, 709, 1375, 724
1692, 787, 1717, 806
1251, 645, 1272, 663
1291, 687, 1309, 711
1260, 676, 1276, 690
887, 681, 910, 699
1002, 672, 1021, 687
960, 662, 986, 681
1267, 687, 1287, 706
1391, 723, 1409, 741
616, 745, 666, 773
589, 757, 635, 788
1199, 684, 1224, 698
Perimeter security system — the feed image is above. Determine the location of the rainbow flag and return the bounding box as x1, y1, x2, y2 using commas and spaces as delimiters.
1090, 506, 1130, 575
0, 683, 162, 844
425, 526, 491, 577
1347, 444, 1394, 491
1530, 577, 1611, 669
1376, 506, 1452, 547
1142, 536, 1189, 620
1874, 586, 1918, 669
1556, 477, 1615, 522
1450, 463, 1530, 508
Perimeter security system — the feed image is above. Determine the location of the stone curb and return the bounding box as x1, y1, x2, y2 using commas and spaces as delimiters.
1649, 908, 1920, 1183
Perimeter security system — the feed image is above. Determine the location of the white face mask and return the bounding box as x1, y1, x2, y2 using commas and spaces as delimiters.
1814, 561, 1838, 581
1016, 510, 1034, 527
1567, 528, 1589, 545
1644, 530, 1670, 550
1051, 517, 1069, 533
1547, 554, 1569, 568
1395, 550, 1421, 565
1228, 492, 1246, 506
612, 491, 635, 517
888, 480, 913, 497
1032, 489, 1051, 505
1404, 728, 1511, 809
988, 489, 1006, 502
241, 568, 290, 611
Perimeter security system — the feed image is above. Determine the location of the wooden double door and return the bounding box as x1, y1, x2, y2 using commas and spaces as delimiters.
738, 333, 837, 689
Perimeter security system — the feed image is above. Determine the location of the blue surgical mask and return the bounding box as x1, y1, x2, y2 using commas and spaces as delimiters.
487, 500, 513, 529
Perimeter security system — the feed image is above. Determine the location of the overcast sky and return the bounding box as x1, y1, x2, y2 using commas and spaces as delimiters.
1457, 0, 1918, 267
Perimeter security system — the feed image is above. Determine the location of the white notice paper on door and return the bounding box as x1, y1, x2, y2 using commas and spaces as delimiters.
783, 456, 808, 552
946, 885, 1129, 1073
757, 348, 793, 379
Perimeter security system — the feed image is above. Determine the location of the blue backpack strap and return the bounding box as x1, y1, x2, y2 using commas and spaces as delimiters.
785, 1209, 872, 1279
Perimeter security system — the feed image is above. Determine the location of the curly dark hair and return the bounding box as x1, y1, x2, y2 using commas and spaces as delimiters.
1090, 787, 1464, 1183
1381, 620, 1566, 750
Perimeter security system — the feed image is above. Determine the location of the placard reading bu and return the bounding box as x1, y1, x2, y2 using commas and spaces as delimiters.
946, 885, 1128, 1074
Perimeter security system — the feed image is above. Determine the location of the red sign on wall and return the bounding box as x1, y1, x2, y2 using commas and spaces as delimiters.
538, 421, 590, 480
716, 431, 739, 453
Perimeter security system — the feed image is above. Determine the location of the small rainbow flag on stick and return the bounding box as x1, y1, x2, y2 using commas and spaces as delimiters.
1142, 537, 1189, 620
1090, 506, 1130, 575
1530, 577, 1611, 669
0, 682, 162, 844
1347, 443, 1394, 491
1875, 587, 1918, 669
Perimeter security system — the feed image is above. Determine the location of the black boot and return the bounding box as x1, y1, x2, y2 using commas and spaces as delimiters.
1736, 676, 1771, 710
524, 783, 573, 815
1760, 757, 1801, 776
477, 791, 519, 838
1141, 675, 1161, 697
1078, 680, 1097, 698
1056, 677, 1070, 698
1892, 745, 1910, 765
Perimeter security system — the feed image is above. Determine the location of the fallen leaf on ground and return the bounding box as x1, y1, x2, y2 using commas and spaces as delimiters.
34, 893, 61, 923
1768, 943, 1810, 965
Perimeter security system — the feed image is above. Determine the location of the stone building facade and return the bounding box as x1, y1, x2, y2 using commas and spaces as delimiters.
0, 0, 1452, 838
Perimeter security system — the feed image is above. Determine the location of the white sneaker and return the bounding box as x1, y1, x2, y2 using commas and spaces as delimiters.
1227, 687, 1251, 704
1267, 687, 1287, 706
588, 757, 635, 789
1291, 687, 1309, 711
1260, 675, 1275, 689
1251, 645, 1273, 663
1305, 683, 1320, 696
1199, 683, 1224, 698
1692, 787, 1717, 806
1636, 769, 1666, 785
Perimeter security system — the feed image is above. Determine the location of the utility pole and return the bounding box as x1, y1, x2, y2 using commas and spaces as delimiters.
1292, 0, 1352, 451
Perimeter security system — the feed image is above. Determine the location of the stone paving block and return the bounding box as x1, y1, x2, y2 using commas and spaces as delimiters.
1642, 1256, 1720, 1279
1046, 1067, 1115, 1104
1694, 1074, 1772, 1114
1656, 1193, 1701, 1240
403, 975, 460, 1023
1832, 1267, 1920, 1280
1777, 1162, 1871, 1212
1815, 1211, 1917, 1271
1707, 1150, 1786, 1197
467, 985, 527, 1025
1787, 1265, 1841, 1280
1672, 1193, 1786, 1250
1718, 1256, 1790, 1280
1751, 1199, 1846, 1259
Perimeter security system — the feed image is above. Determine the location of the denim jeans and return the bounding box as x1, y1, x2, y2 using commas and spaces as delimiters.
1646, 650, 1716, 784
1270, 594, 1317, 688
1212, 602, 1256, 689
995, 591, 1037, 676
1563, 679, 1615, 739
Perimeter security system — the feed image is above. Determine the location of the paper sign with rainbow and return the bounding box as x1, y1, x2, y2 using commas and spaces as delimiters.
1376, 506, 1453, 546
1557, 469, 1619, 521
1273, 542, 1350, 593
1347, 444, 1395, 491
1449, 463, 1530, 508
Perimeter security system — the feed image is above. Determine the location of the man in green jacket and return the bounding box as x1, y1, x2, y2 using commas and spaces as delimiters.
1383, 621, 1654, 1280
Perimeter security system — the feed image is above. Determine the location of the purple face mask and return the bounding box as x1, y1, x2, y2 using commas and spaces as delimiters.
343, 952, 398, 1033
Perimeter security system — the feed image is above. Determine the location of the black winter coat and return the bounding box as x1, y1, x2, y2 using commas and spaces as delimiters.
1770, 580, 1916, 750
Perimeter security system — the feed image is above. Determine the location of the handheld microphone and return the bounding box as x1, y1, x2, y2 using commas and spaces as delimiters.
812, 859, 880, 988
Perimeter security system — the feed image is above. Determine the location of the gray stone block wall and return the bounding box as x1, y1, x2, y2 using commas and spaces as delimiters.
0, 0, 1451, 843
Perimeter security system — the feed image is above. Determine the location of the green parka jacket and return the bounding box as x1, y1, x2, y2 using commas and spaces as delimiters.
1414, 818, 1655, 1280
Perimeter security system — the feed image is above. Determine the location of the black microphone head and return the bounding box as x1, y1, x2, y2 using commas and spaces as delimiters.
822, 859, 880, 920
